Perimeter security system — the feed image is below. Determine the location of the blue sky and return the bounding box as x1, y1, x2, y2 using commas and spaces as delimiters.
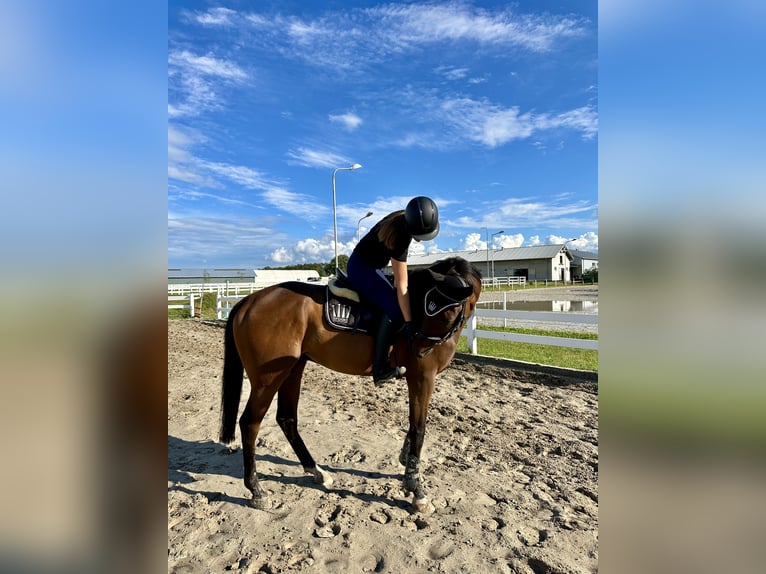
168, 1, 598, 268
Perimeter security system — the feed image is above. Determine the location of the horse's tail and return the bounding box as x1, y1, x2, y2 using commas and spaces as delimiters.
219, 298, 246, 444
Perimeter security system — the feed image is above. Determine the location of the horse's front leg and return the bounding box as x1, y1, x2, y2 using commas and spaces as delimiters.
401, 371, 436, 512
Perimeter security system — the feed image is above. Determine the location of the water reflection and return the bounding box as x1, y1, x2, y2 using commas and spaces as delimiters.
478, 300, 598, 313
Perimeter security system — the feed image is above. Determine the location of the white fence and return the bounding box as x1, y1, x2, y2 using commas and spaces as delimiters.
481, 276, 526, 288
168, 284, 261, 317
167, 294, 198, 317
482, 276, 595, 288
168, 282, 261, 296
465, 308, 598, 353
217, 293, 246, 320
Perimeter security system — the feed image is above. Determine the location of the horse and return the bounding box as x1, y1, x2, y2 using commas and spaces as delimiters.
218, 256, 482, 512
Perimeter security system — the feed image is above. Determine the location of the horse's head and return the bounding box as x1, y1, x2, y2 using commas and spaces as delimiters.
409, 257, 482, 352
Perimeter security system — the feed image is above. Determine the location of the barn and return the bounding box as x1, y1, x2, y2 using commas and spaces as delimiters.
404, 244, 583, 283
168, 268, 323, 289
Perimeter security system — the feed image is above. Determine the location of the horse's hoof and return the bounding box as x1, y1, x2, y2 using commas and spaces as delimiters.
412, 495, 433, 514
305, 465, 334, 487
250, 495, 270, 510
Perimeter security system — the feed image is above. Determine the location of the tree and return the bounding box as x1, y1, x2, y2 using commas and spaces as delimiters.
323, 254, 349, 276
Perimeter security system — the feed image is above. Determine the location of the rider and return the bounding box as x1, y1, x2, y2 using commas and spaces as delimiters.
347, 196, 440, 384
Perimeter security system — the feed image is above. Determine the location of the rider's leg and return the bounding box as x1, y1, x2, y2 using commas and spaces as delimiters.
372, 313, 406, 384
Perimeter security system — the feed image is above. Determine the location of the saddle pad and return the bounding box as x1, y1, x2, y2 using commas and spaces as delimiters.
328, 277, 360, 302
324, 290, 370, 334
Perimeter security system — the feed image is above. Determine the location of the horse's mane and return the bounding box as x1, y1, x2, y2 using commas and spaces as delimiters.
408, 257, 482, 324
425, 256, 483, 284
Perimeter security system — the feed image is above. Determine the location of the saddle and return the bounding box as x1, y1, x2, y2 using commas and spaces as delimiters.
323, 272, 377, 334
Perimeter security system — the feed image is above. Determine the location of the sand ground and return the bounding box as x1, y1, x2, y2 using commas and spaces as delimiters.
168, 288, 598, 573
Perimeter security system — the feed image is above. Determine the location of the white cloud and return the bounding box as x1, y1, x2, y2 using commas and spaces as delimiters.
461, 232, 486, 251
192, 7, 238, 27
270, 247, 293, 264
286, 147, 355, 169
448, 196, 597, 230
435, 65, 469, 80
438, 98, 597, 148
199, 160, 272, 189
329, 112, 363, 131
535, 106, 598, 140
548, 232, 598, 252
192, 4, 589, 70
269, 234, 356, 265
497, 233, 524, 248
169, 50, 247, 80
262, 188, 329, 221
168, 215, 281, 266
370, 3, 587, 53
168, 50, 247, 118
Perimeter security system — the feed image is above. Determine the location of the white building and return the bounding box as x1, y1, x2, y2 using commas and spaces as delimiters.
404, 244, 588, 282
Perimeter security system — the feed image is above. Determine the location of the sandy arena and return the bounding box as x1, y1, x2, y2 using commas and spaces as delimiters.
168, 295, 597, 573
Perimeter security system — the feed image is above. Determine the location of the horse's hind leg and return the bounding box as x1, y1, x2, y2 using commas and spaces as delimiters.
240, 385, 280, 509
276, 358, 333, 487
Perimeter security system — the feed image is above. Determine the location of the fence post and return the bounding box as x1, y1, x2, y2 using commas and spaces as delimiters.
216, 289, 222, 320
189, 293, 195, 317
467, 314, 478, 355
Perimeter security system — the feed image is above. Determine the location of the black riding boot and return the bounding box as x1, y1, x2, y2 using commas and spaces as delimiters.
372, 315, 406, 384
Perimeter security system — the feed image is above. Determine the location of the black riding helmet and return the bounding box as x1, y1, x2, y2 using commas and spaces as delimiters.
405, 196, 439, 241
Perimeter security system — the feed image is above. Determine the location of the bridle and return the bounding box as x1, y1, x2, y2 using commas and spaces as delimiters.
412, 295, 469, 358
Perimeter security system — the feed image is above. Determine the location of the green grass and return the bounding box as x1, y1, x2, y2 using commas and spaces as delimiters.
168, 292, 219, 320
457, 325, 598, 371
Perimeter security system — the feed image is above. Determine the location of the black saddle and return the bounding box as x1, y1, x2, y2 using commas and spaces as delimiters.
324, 271, 379, 334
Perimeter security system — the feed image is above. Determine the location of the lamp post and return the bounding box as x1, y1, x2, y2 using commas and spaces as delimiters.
482, 229, 504, 285
357, 211, 373, 242
331, 163, 362, 274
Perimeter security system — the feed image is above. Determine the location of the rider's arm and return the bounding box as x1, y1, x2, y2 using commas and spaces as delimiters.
391, 259, 412, 323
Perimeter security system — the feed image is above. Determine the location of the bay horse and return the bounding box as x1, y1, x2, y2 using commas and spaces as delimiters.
218, 257, 482, 512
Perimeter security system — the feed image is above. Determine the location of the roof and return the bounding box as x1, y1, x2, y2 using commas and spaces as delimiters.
404, 244, 572, 268
251, 269, 320, 281
569, 249, 599, 260
168, 268, 255, 279
168, 268, 320, 281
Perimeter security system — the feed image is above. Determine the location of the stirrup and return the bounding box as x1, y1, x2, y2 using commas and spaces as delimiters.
373, 365, 406, 385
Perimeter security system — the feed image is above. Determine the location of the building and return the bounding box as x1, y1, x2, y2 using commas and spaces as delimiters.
404, 244, 582, 282
168, 268, 256, 285
168, 268, 322, 288
568, 249, 599, 280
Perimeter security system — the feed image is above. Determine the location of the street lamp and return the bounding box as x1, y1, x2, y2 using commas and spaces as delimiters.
332, 163, 362, 274
481, 228, 504, 284
357, 211, 373, 242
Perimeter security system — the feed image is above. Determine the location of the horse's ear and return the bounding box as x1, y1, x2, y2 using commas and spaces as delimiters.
436, 273, 475, 301
427, 269, 446, 284
451, 280, 475, 301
